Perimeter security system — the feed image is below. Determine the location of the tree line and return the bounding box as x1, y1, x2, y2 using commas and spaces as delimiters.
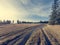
17, 20, 48, 24
0, 20, 11, 24
49, 0, 60, 25
0, 20, 48, 24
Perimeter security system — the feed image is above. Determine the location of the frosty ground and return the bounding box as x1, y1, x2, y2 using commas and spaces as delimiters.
0, 24, 60, 45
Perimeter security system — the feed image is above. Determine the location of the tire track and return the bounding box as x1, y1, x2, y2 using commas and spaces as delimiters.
0, 25, 39, 40
7, 30, 32, 45
1, 31, 26, 45
0, 28, 30, 45
25, 29, 41, 45
37, 37, 40, 45
45, 30, 60, 45
0, 26, 34, 39
17, 31, 33, 45
13, 26, 40, 45
1, 24, 51, 45
40, 28, 52, 45
0, 25, 40, 45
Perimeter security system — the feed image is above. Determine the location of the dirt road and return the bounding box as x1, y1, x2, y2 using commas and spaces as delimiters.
0, 24, 60, 45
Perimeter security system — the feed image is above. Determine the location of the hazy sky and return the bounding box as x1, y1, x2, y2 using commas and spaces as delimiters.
0, 0, 53, 22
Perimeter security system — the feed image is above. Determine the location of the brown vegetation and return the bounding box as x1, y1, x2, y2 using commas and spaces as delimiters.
0, 24, 60, 45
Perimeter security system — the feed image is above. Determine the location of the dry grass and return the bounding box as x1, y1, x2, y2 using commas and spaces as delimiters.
0, 24, 60, 45
0, 24, 38, 36
44, 24, 60, 45
0, 24, 39, 45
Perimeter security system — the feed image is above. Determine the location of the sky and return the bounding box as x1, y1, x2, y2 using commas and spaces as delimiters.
0, 0, 53, 22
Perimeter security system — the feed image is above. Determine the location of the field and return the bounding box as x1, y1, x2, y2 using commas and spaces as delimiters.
0, 24, 60, 45
44, 25, 60, 45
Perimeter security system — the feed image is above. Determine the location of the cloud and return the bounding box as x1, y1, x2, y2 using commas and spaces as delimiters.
25, 14, 49, 21
0, 0, 53, 22
0, 0, 29, 21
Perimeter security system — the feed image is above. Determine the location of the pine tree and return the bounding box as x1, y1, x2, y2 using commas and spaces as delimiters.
49, 0, 59, 24
56, 0, 60, 24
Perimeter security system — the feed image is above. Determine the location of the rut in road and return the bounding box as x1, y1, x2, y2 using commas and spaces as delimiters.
0, 24, 56, 45
25, 27, 52, 45
25, 29, 41, 45
0, 26, 37, 39
0, 25, 40, 45
40, 28, 51, 45
44, 28, 60, 45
